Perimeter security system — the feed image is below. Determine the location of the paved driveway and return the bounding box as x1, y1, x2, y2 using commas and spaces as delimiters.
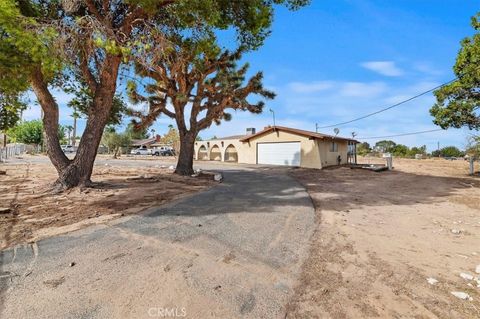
0, 165, 315, 318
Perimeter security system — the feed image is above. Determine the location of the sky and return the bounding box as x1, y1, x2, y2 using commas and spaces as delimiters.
23, 0, 479, 151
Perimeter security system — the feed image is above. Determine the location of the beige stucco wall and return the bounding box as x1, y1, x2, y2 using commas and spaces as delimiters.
318, 139, 350, 167
194, 130, 352, 169
194, 138, 249, 163
239, 130, 322, 168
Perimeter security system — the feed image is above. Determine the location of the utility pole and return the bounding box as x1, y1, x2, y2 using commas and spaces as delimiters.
269, 109, 276, 127
315, 123, 319, 133
437, 141, 440, 157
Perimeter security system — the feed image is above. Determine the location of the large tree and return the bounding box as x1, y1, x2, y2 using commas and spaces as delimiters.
431, 13, 480, 130
1, 0, 307, 189
127, 38, 274, 175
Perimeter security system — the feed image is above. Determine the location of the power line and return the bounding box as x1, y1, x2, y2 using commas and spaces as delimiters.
317, 78, 458, 129
357, 128, 444, 140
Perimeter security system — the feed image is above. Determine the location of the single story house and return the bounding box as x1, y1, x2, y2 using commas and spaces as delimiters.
131, 136, 161, 148
194, 126, 358, 168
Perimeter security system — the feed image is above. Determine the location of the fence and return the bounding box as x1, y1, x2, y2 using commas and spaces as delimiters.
0, 144, 27, 162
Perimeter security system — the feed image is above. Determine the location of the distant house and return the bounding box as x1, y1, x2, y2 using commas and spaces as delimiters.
194, 126, 358, 168
131, 135, 161, 148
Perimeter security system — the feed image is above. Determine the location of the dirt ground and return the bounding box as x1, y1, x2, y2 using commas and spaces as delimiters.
287, 157, 480, 318
0, 159, 214, 250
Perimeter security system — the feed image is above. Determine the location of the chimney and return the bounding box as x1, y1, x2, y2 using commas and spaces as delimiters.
246, 128, 256, 135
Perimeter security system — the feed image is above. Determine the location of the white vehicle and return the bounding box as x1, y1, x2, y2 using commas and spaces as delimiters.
151, 146, 175, 156
61, 145, 76, 153
130, 147, 152, 155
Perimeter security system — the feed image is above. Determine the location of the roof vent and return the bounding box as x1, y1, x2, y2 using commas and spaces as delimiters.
246, 128, 256, 135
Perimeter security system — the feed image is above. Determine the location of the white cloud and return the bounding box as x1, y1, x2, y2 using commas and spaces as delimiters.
413, 62, 444, 76
361, 61, 404, 77
340, 81, 387, 98
288, 81, 334, 93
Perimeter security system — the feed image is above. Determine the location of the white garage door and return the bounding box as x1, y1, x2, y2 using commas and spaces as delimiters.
257, 142, 301, 166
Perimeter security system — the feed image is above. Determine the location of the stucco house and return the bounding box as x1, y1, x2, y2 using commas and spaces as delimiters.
194, 126, 358, 168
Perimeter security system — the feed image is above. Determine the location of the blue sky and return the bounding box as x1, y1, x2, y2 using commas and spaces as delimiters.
23, 0, 479, 151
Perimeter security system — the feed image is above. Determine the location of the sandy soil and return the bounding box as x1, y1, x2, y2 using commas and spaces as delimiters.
0, 160, 214, 250
287, 157, 480, 318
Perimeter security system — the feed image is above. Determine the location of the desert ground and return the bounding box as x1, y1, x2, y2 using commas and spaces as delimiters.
287, 157, 480, 318
1, 155, 479, 318
0, 155, 214, 250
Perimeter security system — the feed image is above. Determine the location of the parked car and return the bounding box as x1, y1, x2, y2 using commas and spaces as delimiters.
61, 145, 76, 153
151, 146, 175, 156
130, 147, 152, 155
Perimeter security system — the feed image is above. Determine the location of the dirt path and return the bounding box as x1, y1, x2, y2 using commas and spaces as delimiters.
0, 167, 315, 318
287, 158, 480, 318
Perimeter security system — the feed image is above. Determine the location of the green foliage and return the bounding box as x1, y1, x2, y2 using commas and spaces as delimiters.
431, 13, 480, 130
374, 140, 396, 153
158, 0, 310, 50
126, 123, 149, 140
161, 126, 179, 145
67, 87, 127, 126
8, 119, 65, 145
101, 127, 132, 155
0, 0, 60, 95
0, 94, 27, 131
431, 146, 464, 158
465, 136, 480, 157
406, 145, 427, 157
392, 144, 409, 157
356, 142, 371, 156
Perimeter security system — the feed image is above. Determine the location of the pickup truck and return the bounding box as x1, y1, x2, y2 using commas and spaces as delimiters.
130, 148, 152, 155
151, 146, 175, 156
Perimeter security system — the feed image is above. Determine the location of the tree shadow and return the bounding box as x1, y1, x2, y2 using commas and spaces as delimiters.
141, 169, 313, 217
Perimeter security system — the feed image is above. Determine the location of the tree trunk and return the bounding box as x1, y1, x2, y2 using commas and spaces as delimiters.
31, 69, 70, 174
30, 56, 120, 189
175, 131, 196, 175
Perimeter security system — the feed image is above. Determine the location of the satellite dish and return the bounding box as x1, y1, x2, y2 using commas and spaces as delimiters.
333, 128, 340, 136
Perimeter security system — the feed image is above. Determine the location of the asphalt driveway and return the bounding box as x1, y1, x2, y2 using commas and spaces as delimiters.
0, 165, 315, 318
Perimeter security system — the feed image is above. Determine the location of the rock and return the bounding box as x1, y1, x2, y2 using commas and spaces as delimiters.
460, 273, 474, 280
451, 291, 473, 301
0, 207, 11, 214
0, 170, 6, 175
168, 165, 175, 170
69, 262, 76, 267
214, 173, 223, 182
476, 264, 480, 274
427, 277, 438, 285
451, 229, 461, 234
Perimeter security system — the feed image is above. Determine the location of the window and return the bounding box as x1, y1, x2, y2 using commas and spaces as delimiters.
329, 141, 338, 152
